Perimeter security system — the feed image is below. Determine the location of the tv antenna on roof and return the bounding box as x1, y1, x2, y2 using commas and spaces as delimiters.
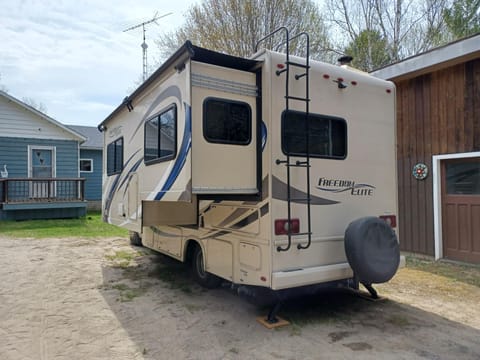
123, 12, 173, 81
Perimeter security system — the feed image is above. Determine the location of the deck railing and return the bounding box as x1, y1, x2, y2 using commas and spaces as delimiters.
0, 178, 85, 203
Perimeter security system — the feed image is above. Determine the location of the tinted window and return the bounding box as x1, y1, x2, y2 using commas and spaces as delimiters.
107, 137, 123, 175
144, 105, 177, 164
282, 110, 347, 159
203, 98, 251, 145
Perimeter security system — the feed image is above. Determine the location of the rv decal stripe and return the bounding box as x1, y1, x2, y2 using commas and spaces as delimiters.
272, 176, 340, 205
154, 103, 192, 200
261, 121, 267, 152
121, 157, 144, 197
217, 208, 250, 228
230, 211, 259, 230
130, 85, 183, 143
191, 73, 257, 97
104, 149, 142, 219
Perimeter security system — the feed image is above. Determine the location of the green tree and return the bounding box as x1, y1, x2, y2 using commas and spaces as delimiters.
326, 0, 450, 64
155, 0, 332, 61
344, 29, 391, 71
443, 0, 480, 39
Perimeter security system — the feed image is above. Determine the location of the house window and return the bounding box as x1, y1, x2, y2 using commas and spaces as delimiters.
80, 159, 93, 172
107, 137, 123, 175
144, 105, 177, 164
203, 98, 251, 145
282, 110, 347, 159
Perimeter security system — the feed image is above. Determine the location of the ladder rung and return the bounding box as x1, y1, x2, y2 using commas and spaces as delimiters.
286, 61, 310, 69
286, 163, 310, 168
295, 160, 309, 165
285, 95, 310, 102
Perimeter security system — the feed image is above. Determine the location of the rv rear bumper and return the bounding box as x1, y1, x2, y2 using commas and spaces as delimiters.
271, 263, 354, 290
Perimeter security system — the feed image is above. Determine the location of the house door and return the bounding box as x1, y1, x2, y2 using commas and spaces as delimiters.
442, 157, 480, 263
29, 147, 56, 198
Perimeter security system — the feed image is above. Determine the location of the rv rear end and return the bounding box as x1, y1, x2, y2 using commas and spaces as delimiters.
261, 51, 399, 290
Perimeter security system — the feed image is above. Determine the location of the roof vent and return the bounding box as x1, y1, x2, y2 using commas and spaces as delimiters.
338, 56, 353, 65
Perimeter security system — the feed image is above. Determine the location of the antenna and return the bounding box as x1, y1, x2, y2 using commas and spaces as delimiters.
123, 12, 173, 81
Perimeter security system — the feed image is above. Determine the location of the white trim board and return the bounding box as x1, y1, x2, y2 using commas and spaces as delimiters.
432, 151, 480, 260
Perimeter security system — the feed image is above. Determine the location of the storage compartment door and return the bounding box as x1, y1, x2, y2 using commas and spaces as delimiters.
191, 61, 258, 195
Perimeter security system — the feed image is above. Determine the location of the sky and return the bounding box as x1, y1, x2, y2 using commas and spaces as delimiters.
0, 0, 197, 127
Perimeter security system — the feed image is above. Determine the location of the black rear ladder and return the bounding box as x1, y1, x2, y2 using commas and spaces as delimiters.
256, 28, 312, 252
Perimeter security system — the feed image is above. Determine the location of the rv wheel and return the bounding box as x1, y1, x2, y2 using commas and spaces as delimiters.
129, 231, 143, 247
344, 217, 400, 284
192, 245, 222, 289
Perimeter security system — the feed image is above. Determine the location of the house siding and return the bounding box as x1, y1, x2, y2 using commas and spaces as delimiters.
0, 137, 79, 178
396, 58, 480, 256
0, 95, 81, 141
80, 149, 102, 201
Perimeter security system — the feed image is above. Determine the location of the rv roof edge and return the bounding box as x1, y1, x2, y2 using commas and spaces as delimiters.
99, 41, 261, 129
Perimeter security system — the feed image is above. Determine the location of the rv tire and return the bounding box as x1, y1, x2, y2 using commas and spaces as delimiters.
344, 216, 400, 284
129, 231, 143, 247
192, 245, 222, 289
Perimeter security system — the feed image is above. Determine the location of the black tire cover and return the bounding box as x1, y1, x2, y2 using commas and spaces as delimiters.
344, 216, 400, 284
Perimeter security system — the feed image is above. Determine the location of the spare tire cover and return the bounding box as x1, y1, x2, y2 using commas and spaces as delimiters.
344, 217, 400, 284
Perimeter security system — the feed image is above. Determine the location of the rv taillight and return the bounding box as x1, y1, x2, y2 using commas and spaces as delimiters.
275, 219, 300, 235
379, 215, 397, 228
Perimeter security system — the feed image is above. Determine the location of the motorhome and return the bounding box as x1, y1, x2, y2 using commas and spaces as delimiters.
99, 29, 400, 305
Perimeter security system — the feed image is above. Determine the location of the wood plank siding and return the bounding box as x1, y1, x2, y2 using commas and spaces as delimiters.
396, 58, 480, 255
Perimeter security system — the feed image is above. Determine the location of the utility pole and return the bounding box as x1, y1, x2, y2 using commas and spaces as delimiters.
123, 12, 173, 81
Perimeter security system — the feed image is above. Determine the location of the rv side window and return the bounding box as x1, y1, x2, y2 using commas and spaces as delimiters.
282, 110, 347, 159
107, 137, 124, 175
203, 98, 251, 145
144, 105, 177, 164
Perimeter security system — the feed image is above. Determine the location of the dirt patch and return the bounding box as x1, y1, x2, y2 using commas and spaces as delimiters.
0, 236, 479, 359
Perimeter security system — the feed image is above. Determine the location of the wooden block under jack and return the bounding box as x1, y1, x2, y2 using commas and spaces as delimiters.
256, 316, 290, 329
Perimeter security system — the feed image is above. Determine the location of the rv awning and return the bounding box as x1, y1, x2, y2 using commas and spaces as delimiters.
99, 41, 261, 129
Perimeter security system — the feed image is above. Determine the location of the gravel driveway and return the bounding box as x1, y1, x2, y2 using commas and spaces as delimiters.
0, 236, 479, 359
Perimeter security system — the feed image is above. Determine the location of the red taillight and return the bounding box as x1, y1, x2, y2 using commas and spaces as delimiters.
275, 218, 300, 235
379, 215, 397, 228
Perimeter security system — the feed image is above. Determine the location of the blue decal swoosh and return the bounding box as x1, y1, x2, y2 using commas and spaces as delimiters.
155, 103, 192, 200
104, 149, 142, 220
261, 121, 267, 151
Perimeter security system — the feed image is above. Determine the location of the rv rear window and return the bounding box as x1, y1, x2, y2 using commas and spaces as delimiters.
282, 110, 347, 159
144, 105, 177, 164
107, 137, 124, 175
203, 98, 251, 145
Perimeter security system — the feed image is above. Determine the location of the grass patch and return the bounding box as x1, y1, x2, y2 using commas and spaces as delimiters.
104, 281, 152, 302
0, 211, 128, 239
105, 249, 141, 268
406, 256, 480, 288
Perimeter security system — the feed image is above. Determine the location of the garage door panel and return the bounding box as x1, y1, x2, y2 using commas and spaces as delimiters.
472, 205, 480, 253
445, 204, 458, 251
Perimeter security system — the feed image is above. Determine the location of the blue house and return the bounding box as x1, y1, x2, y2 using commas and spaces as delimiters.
0, 90, 88, 220
67, 125, 103, 210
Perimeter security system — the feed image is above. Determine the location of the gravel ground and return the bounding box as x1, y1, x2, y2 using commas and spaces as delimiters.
0, 236, 479, 360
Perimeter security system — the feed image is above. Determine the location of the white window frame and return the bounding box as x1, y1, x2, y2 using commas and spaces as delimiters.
79, 158, 93, 173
